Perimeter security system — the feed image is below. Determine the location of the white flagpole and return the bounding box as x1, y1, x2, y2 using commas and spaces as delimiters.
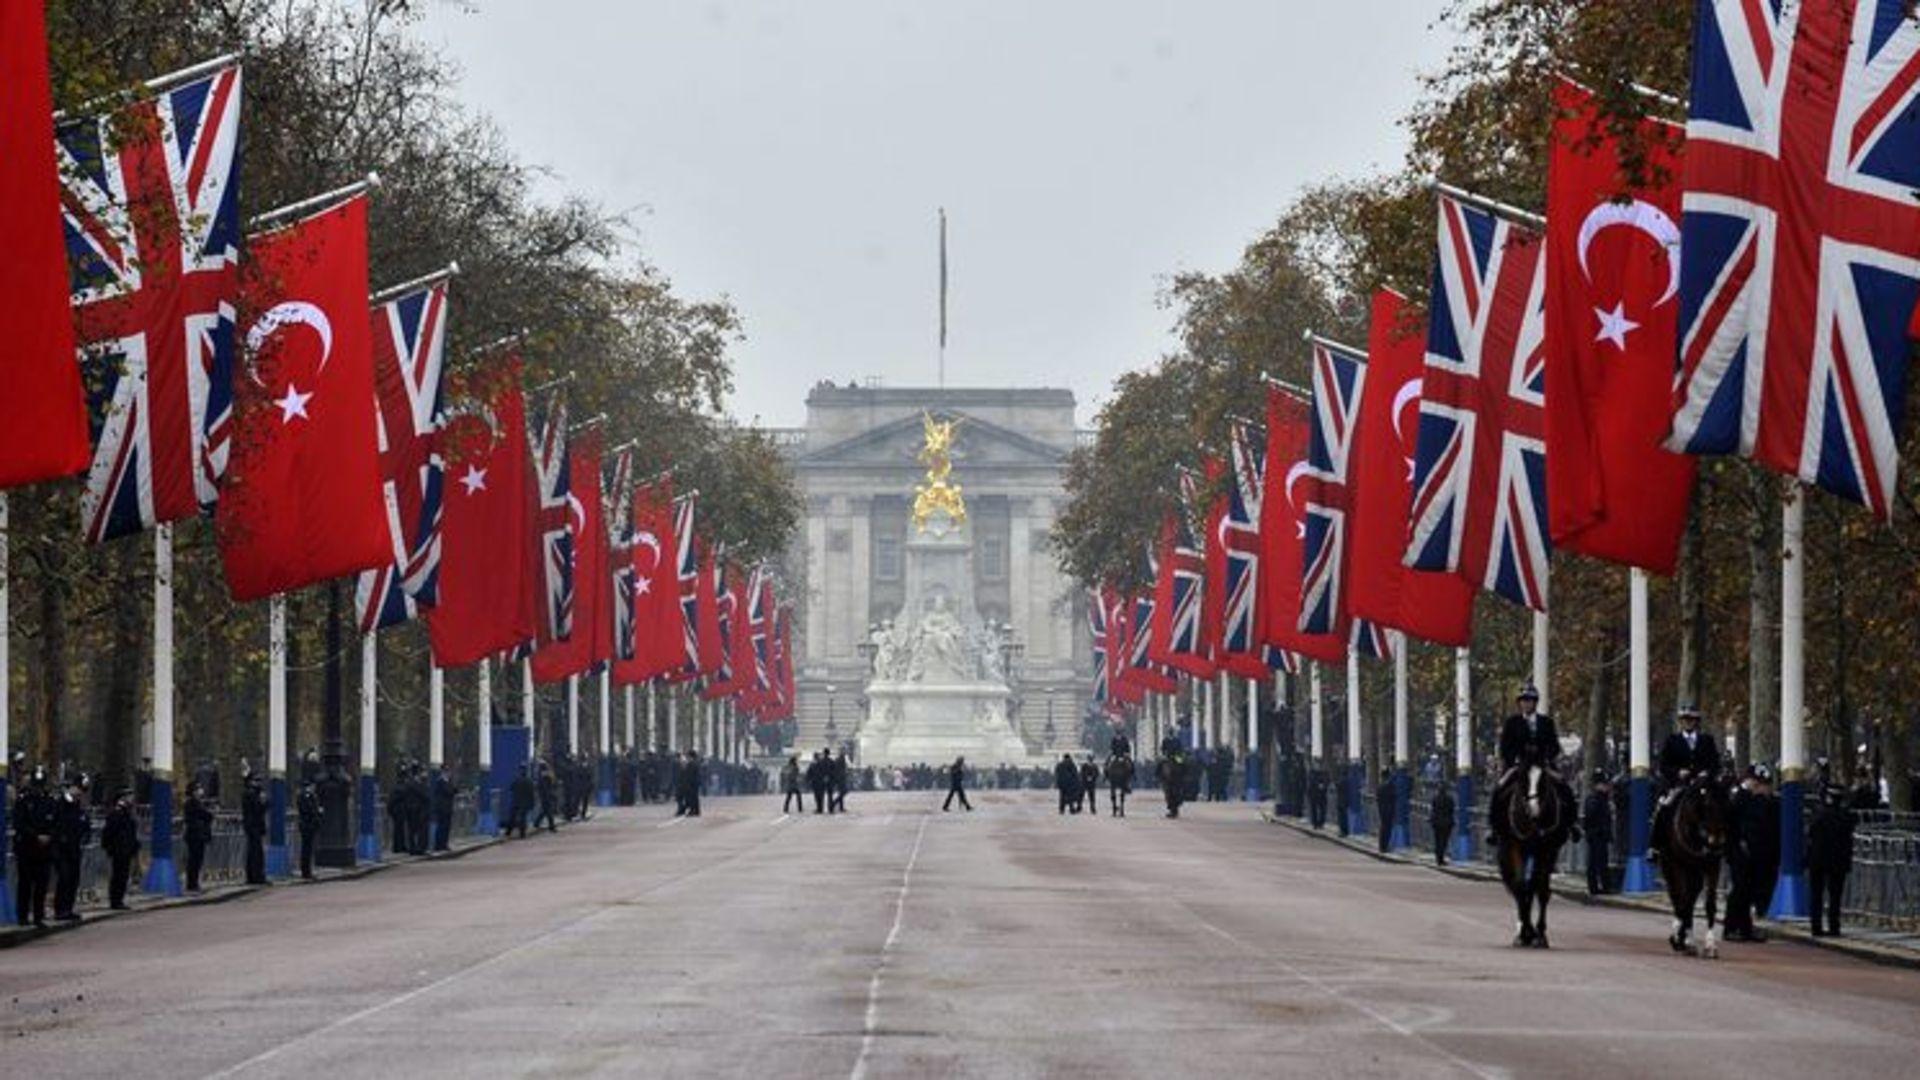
1624, 567, 1654, 891
667, 688, 679, 753
1771, 484, 1810, 918
1346, 642, 1363, 835
0, 498, 9, 923
597, 667, 612, 805
1309, 662, 1324, 762
428, 662, 444, 766
646, 681, 657, 750
358, 631, 378, 860
477, 657, 496, 834
522, 657, 536, 759
143, 524, 181, 895
624, 683, 635, 752
1217, 670, 1231, 756
567, 674, 580, 756
267, 593, 289, 878
1391, 631, 1409, 849
1453, 646, 1472, 863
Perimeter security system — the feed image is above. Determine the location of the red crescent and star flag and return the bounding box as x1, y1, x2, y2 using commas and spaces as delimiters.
615, 479, 688, 682
1545, 79, 1696, 574
426, 354, 539, 667
1257, 386, 1345, 665
215, 195, 386, 602
0, 0, 89, 490
1348, 290, 1475, 646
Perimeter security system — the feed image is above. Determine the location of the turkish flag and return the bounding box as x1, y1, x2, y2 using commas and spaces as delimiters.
614, 479, 688, 683
533, 431, 611, 683
1349, 290, 1476, 645
216, 197, 385, 601
1257, 387, 1344, 665
0, 0, 88, 490
427, 355, 539, 667
1545, 79, 1696, 574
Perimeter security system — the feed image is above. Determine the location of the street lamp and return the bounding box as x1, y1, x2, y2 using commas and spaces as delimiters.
825, 683, 837, 749
1043, 686, 1057, 749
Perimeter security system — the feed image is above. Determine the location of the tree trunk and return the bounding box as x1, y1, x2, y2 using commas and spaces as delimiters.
1586, 621, 1619, 778
1674, 493, 1706, 718
98, 537, 147, 790
1746, 468, 1780, 768
1883, 719, 1912, 812
33, 542, 67, 764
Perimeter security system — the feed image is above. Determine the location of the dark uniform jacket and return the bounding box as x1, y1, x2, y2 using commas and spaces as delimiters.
1806, 799, 1854, 874
12, 788, 57, 860
1430, 788, 1456, 829
241, 784, 268, 838
296, 787, 322, 831
102, 805, 140, 859
1730, 788, 1779, 867
1657, 729, 1720, 786
1110, 735, 1133, 759
1055, 760, 1082, 797
1582, 790, 1613, 840
53, 794, 91, 854
1498, 712, 1560, 770
184, 794, 215, 844
1080, 762, 1101, 792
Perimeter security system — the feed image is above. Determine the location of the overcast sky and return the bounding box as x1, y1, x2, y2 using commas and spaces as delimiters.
418, 1, 1458, 428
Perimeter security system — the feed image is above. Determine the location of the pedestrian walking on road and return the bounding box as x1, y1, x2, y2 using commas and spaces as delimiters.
1080, 757, 1101, 818
535, 763, 559, 832
430, 766, 454, 852
241, 773, 268, 885
678, 751, 703, 817
1158, 754, 1185, 819
781, 756, 804, 813
829, 750, 849, 814
508, 765, 534, 839
102, 790, 140, 909
1056, 754, 1083, 814
183, 782, 213, 892
943, 757, 973, 812
1430, 783, 1455, 866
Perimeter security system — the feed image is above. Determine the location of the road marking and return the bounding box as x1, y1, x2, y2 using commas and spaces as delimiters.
1187, 909, 1505, 1080
769, 813, 791, 825
203, 809, 790, 1079
849, 813, 929, 1080
655, 816, 688, 829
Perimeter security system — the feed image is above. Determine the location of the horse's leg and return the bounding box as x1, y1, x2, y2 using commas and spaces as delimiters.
1506, 849, 1533, 946
1666, 870, 1690, 952
1701, 860, 1721, 959
1533, 854, 1553, 948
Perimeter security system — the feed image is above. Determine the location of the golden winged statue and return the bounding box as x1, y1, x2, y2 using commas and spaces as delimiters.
911, 411, 967, 533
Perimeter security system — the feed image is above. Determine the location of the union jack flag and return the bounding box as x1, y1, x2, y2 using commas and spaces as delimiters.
1301, 337, 1368, 635
701, 562, 737, 699
607, 447, 636, 661
1088, 589, 1111, 705
531, 396, 574, 643
1126, 546, 1179, 695
1668, 0, 1920, 518
1407, 192, 1551, 611
1350, 621, 1393, 662
59, 62, 242, 543
746, 568, 776, 705
674, 494, 701, 671
354, 282, 449, 633
1150, 470, 1215, 677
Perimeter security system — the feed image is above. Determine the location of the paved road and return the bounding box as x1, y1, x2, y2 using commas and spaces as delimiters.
3, 791, 1917, 1079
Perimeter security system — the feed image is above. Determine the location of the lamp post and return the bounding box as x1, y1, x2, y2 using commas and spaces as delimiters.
1043, 687, 1057, 750
825, 684, 837, 751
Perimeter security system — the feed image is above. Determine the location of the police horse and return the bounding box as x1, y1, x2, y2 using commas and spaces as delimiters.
1106, 755, 1133, 817
1656, 777, 1730, 958
1492, 765, 1576, 948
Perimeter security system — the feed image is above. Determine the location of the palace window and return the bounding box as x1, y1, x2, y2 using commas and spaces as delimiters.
875, 534, 902, 581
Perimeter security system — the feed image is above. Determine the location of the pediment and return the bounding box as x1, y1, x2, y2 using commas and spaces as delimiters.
797, 410, 1069, 469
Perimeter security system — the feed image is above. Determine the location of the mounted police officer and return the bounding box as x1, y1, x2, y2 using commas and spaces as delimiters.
1489, 682, 1569, 844
1651, 703, 1720, 861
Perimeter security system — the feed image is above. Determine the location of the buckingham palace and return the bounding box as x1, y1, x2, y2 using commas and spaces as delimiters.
767, 382, 1094, 760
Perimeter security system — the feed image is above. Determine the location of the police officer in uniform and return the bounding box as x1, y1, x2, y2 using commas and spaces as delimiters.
508, 764, 534, 838
102, 790, 140, 909
1725, 764, 1780, 940
1307, 765, 1329, 830
296, 781, 322, 879
943, 756, 973, 812
1489, 683, 1566, 844
183, 782, 214, 892
51, 776, 91, 922
535, 762, 559, 831
430, 765, 454, 852
1374, 768, 1396, 853
1430, 782, 1456, 866
241, 772, 268, 884
1806, 784, 1854, 937
1651, 703, 1720, 859
11, 769, 56, 926
1583, 770, 1614, 895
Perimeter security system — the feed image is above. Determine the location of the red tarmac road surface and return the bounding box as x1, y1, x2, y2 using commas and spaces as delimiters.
3, 791, 1917, 1078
